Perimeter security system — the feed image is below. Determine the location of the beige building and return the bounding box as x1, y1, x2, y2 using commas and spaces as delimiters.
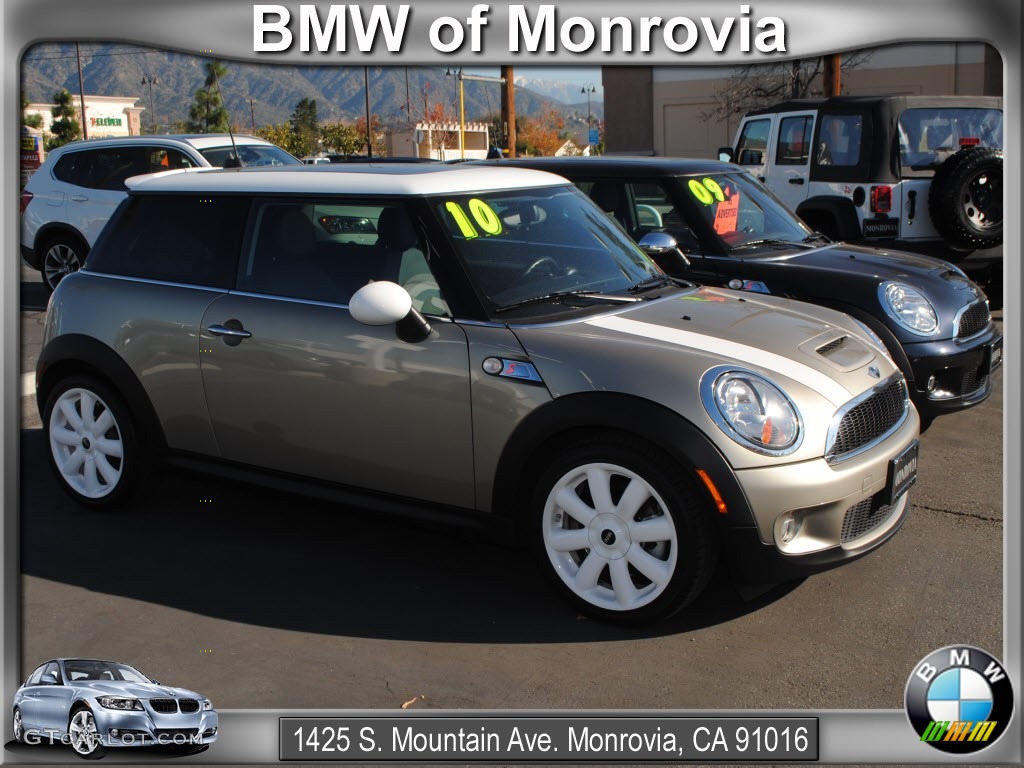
603, 43, 1003, 158
24, 94, 144, 140
387, 121, 491, 160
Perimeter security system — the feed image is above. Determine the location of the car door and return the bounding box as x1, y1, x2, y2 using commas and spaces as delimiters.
767, 112, 817, 212
34, 661, 73, 734
733, 116, 773, 182
199, 198, 475, 509
15, 664, 48, 732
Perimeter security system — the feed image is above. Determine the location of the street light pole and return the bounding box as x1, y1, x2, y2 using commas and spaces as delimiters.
449, 70, 507, 160
141, 76, 159, 133
581, 84, 595, 150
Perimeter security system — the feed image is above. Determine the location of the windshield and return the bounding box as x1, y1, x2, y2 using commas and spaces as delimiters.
897, 108, 1002, 169
63, 659, 151, 683
431, 185, 662, 312
199, 144, 300, 167
683, 171, 813, 251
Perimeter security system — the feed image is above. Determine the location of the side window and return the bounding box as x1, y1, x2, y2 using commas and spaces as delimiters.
147, 148, 196, 173
52, 151, 93, 187
90, 148, 151, 191
239, 201, 448, 315
777, 116, 813, 165
625, 181, 700, 252
87, 195, 249, 288
735, 119, 771, 165
816, 115, 863, 167
26, 664, 47, 686
41, 661, 62, 685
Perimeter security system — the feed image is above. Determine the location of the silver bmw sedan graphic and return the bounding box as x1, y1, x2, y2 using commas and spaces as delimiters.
12, 658, 217, 759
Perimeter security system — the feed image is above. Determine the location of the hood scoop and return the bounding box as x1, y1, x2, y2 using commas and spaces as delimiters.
800, 331, 875, 372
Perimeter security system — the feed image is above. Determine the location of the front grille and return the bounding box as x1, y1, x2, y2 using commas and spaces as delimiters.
178, 699, 200, 714
957, 301, 990, 339
149, 699, 177, 713
841, 497, 894, 543
829, 377, 908, 459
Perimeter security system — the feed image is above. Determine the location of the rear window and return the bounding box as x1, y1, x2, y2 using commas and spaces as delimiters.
51, 147, 196, 190
86, 194, 249, 288
898, 108, 1003, 169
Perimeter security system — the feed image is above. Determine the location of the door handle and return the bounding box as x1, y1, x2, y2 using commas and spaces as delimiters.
70, 195, 89, 202
788, 177, 805, 185
207, 324, 252, 339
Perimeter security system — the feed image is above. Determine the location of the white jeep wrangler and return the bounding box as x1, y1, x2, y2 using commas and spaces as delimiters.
721, 95, 1003, 262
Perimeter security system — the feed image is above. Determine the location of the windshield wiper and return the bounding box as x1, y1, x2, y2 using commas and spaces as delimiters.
628, 274, 692, 293
493, 290, 640, 314
730, 237, 817, 251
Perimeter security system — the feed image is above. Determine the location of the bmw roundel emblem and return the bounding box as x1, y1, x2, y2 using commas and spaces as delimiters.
905, 645, 1014, 753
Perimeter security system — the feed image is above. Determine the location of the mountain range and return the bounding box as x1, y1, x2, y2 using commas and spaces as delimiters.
21, 43, 604, 138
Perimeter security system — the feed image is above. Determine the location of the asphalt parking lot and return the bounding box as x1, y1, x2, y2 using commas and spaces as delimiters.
16, 265, 1003, 714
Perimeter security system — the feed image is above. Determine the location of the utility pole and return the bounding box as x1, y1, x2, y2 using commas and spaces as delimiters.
823, 53, 842, 97
75, 42, 88, 140
248, 98, 257, 133
500, 65, 515, 157
141, 76, 159, 133
363, 66, 372, 159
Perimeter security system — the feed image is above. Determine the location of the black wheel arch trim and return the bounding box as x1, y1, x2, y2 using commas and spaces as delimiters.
490, 391, 755, 531
36, 334, 167, 453
34, 223, 90, 254
796, 196, 862, 241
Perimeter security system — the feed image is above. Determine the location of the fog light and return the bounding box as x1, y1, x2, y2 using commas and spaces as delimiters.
778, 511, 803, 544
110, 729, 120, 737
926, 375, 936, 392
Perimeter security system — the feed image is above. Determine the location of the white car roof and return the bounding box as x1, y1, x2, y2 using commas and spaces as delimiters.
125, 164, 570, 196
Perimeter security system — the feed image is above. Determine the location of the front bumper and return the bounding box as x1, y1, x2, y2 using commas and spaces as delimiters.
93, 708, 219, 748
903, 323, 1001, 417
721, 403, 919, 582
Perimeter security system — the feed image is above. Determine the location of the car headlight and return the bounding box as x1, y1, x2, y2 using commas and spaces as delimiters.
880, 281, 939, 336
98, 696, 143, 711
702, 369, 802, 455
202, 699, 214, 711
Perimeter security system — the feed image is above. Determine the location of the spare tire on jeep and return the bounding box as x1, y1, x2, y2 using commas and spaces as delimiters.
927, 146, 1002, 250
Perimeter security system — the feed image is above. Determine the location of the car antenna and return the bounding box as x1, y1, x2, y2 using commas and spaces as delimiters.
209, 63, 243, 168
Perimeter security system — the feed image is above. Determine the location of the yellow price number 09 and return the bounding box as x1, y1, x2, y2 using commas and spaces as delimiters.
445, 199, 503, 239
687, 178, 726, 206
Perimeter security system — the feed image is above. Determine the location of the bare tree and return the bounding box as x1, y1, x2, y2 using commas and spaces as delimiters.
701, 52, 873, 125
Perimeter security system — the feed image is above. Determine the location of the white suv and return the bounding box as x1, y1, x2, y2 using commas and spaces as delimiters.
722, 96, 1003, 262
21, 134, 299, 291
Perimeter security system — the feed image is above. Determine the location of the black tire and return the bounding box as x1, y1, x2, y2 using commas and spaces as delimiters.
928, 146, 1002, 250
43, 374, 148, 509
40, 233, 88, 293
12, 707, 24, 744
800, 212, 839, 242
531, 436, 718, 624
67, 707, 106, 760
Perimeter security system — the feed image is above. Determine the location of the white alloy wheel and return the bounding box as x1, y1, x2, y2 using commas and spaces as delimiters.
49, 387, 124, 500
542, 461, 679, 613
42, 240, 83, 291
13, 707, 23, 742
68, 709, 103, 757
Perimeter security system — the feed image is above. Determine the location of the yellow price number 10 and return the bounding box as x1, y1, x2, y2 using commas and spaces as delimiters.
446, 199, 503, 239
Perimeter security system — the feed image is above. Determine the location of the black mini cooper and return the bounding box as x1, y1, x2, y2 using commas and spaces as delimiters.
498, 156, 1001, 425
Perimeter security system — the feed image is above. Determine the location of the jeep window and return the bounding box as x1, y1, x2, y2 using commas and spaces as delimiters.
86, 194, 248, 288
897, 108, 1003, 169
199, 145, 300, 167
815, 115, 863, 167
684, 172, 811, 252
432, 185, 660, 312
238, 200, 448, 314
736, 119, 770, 165
776, 116, 813, 165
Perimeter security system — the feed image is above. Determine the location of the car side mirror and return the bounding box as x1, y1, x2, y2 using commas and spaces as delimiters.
41, 671, 59, 685
638, 231, 691, 270
349, 281, 432, 343
717, 146, 735, 162
737, 149, 763, 165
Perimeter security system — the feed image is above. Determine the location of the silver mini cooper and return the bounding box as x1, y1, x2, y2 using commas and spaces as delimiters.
38, 164, 920, 623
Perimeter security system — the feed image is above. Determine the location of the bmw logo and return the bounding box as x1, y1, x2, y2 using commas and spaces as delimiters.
905, 645, 1014, 753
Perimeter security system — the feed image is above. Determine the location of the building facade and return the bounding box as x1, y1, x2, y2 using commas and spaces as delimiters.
24, 94, 145, 141
603, 43, 1003, 159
